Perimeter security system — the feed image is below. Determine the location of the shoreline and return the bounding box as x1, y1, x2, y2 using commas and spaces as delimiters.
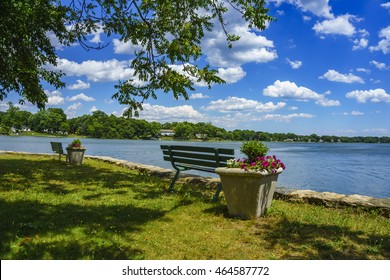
2, 133, 390, 145
1, 150, 389, 217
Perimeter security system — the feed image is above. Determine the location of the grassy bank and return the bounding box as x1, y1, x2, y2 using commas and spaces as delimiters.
5, 131, 86, 138
0, 153, 389, 260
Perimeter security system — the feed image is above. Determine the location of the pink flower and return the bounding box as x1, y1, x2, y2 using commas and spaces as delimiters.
231, 154, 286, 172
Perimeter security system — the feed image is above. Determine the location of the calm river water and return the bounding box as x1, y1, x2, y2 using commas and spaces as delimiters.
1, 135, 389, 198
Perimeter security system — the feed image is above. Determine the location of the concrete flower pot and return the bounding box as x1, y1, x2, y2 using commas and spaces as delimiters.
215, 167, 283, 219
66, 147, 86, 166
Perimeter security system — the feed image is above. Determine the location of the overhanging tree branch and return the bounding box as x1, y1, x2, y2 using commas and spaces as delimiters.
0, 0, 274, 115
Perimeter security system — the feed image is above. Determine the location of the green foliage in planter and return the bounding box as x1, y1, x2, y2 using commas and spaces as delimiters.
240, 141, 269, 162
69, 138, 82, 148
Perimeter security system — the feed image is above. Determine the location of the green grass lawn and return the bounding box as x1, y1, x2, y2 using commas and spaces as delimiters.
0, 153, 389, 260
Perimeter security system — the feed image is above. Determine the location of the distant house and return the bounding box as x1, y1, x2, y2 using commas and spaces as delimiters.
195, 133, 208, 139
160, 129, 175, 136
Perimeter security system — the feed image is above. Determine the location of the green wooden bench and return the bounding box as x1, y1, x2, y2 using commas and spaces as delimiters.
50, 142, 68, 162
161, 145, 235, 202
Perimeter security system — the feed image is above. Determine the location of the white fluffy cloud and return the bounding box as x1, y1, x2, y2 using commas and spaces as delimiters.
370, 60, 389, 70
66, 93, 95, 102
46, 31, 65, 50
315, 98, 341, 107
272, 1, 365, 49
286, 58, 303, 69
271, 0, 333, 19
202, 22, 277, 68
216, 67, 246, 83
169, 64, 246, 86
313, 15, 357, 36
346, 89, 390, 103
190, 93, 211, 99
137, 104, 206, 123
89, 106, 98, 113
202, 96, 286, 113
319, 70, 364, 84
113, 7, 277, 70
352, 38, 368, 50
340, 111, 364, 116
65, 102, 82, 118
263, 80, 340, 107
351, 110, 364, 116
260, 113, 315, 122
356, 68, 371, 73
113, 38, 143, 54
51, 58, 139, 83
45, 90, 64, 105
67, 102, 82, 111
381, 3, 390, 10
89, 25, 104, 44
67, 79, 91, 90
263, 80, 322, 101
369, 26, 390, 54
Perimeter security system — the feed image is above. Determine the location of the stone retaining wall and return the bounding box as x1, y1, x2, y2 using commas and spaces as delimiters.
86, 155, 390, 217
1, 151, 389, 217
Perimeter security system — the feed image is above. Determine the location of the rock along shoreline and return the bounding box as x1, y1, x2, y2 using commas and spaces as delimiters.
1, 150, 389, 217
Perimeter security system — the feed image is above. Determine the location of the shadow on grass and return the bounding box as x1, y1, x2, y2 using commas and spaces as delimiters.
0, 156, 165, 196
0, 155, 176, 259
203, 204, 390, 259
255, 216, 390, 260
0, 199, 168, 259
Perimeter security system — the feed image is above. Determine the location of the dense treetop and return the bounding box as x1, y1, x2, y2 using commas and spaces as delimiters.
0, 0, 273, 115
1, 105, 389, 143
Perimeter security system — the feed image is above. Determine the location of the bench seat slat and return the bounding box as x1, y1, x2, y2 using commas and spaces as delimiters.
175, 164, 216, 173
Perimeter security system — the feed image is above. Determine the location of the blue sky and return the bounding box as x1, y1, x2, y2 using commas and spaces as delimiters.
2, 0, 390, 136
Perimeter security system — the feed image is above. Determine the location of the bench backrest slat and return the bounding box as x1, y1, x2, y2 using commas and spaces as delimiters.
161, 145, 234, 155
161, 145, 235, 169
162, 150, 234, 163
163, 156, 225, 168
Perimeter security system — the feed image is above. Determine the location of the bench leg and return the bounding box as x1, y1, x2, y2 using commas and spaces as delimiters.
168, 169, 180, 191
211, 182, 223, 203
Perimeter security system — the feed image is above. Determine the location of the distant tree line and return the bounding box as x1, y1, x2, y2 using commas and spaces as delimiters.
1, 103, 389, 143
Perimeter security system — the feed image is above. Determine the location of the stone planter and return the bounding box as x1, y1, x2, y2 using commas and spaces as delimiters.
215, 167, 283, 219
66, 147, 86, 166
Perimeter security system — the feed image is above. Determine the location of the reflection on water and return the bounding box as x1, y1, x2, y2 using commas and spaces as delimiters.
1, 136, 389, 198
